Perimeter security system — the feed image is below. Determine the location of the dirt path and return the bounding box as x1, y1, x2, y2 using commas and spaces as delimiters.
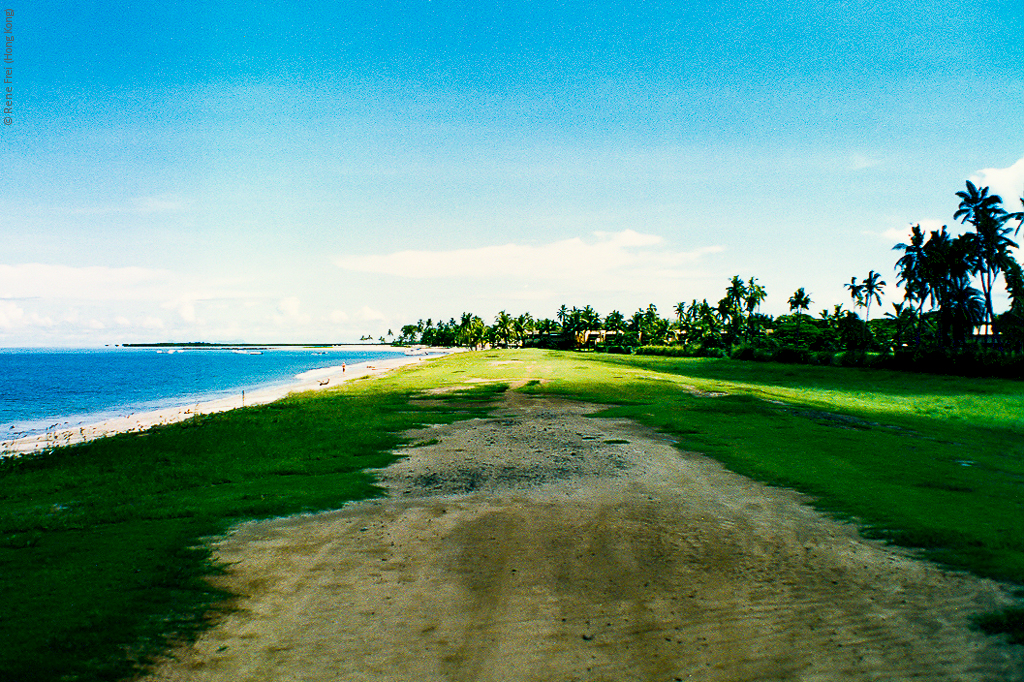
144, 390, 1023, 681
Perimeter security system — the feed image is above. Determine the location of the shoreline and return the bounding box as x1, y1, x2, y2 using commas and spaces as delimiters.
0, 349, 456, 457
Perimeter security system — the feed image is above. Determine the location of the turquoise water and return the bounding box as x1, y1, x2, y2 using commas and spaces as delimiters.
0, 347, 401, 439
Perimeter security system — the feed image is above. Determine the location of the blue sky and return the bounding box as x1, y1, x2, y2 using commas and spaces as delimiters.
2, 0, 1023, 345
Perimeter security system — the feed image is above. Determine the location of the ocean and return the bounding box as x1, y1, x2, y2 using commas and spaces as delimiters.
0, 347, 403, 440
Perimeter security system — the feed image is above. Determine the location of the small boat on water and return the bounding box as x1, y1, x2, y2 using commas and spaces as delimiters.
231, 350, 263, 355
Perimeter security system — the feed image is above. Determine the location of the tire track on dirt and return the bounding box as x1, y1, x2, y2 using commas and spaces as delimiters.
144, 390, 1023, 681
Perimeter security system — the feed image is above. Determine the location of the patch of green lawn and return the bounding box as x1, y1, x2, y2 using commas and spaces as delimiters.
513, 349, 1024, 641
4, 347, 1024, 682
0, 371, 506, 682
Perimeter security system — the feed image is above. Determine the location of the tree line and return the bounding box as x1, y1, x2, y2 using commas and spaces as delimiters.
393, 181, 1024, 363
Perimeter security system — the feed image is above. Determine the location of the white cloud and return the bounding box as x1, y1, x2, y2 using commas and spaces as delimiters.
0, 264, 175, 301
179, 302, 197, 323
115, 316, 131, 326
142, 316, 165, 329
969, 157, 1024, 210
162, 299, 198, 323
877, 219, 947, 244
0, 300, 24, 328
334, 230, 723, 285
328, 309, 349, 323
356, 306, 386, 322
275, 296, 310, 325
0, 300, 55, 329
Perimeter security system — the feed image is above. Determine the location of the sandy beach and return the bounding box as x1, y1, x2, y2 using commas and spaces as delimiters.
0, 348, 453, 457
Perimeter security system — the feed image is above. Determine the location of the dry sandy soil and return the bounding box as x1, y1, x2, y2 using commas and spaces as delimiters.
143, 388, 1023, 682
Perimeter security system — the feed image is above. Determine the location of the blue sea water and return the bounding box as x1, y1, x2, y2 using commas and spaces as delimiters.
0, 347, 402, 440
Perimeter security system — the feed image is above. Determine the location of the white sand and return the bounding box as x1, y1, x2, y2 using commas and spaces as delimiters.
0, 349, 455, 457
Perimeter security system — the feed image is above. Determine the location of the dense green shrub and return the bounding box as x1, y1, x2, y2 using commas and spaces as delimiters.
633, 342, 1024, 380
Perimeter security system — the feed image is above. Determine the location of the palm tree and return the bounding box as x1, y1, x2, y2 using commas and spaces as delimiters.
692, 300, 723, 348
512, 317, 525, 345
556, 305, 569, 328
743, 278, 768, 339
947, 276, 986, 348
920, 227, 976, 348
1010, 195, 1024, 235
640, 304, 669, 345
604, 310, 626, 332
955, 181, 1018, 341
719, 276, 748, 343
744, 278, 767, 316
845, 276, 864, 311
493, 310, 514, 347
673, 301, 686, 323
788, 288, 811, 315
1002, 259, 1024, 351
468, 317, 487, 348
628, 309, 645, 344
883, 301, 916, 351
862, 270, 886, 326
893, 224, 929, 346
536, 318, 558, 335
515, 313, 535, 345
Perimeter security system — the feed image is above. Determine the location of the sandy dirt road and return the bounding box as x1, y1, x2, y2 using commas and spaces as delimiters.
144, 389, 1023, 681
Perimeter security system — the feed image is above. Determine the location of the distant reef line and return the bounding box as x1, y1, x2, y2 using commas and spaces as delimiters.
118, 342, 394, 348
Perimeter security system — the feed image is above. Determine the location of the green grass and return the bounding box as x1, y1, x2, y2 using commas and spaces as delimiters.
516, 350, 1024, 641
3, 348, 1024, 682
0, 369, 507, 682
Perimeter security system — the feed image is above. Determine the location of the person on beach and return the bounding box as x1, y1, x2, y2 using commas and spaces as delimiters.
342, 363, 346, 373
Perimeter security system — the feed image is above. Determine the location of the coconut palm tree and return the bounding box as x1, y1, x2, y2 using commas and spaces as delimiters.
883, 301, 916, 351
581, 305, 601, 331
493, 310, 514, 347
519, 313, 536, 344
718, 276, 748, 343
673, 301, 686, 323
628, 309, 645, 344
692, 300, 723, 348
845, 277, 864, 311
955, 181, 1018, 341
788, 288, 811, 315
604, 310, 626, 332
862, 270, 886, 326
744, 278, 767, 316
1010, 195, 1024, 235
466, 316, 487, 348
742, 278, 768, 340
920, 227, 976, 347
556, 305, 569, 328
893, 224, 929, 346
1002, 259, 1024, 351
536, 318, 558, 335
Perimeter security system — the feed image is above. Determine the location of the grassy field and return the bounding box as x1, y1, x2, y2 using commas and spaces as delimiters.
0, 371, 506, 682
2, 349, 1022, 681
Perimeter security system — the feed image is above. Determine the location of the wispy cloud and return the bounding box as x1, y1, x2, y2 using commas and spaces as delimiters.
334, 230, 724, 284
0, 264, 176, 301
274, 297, 311, 325
969, 157, 1024, 208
